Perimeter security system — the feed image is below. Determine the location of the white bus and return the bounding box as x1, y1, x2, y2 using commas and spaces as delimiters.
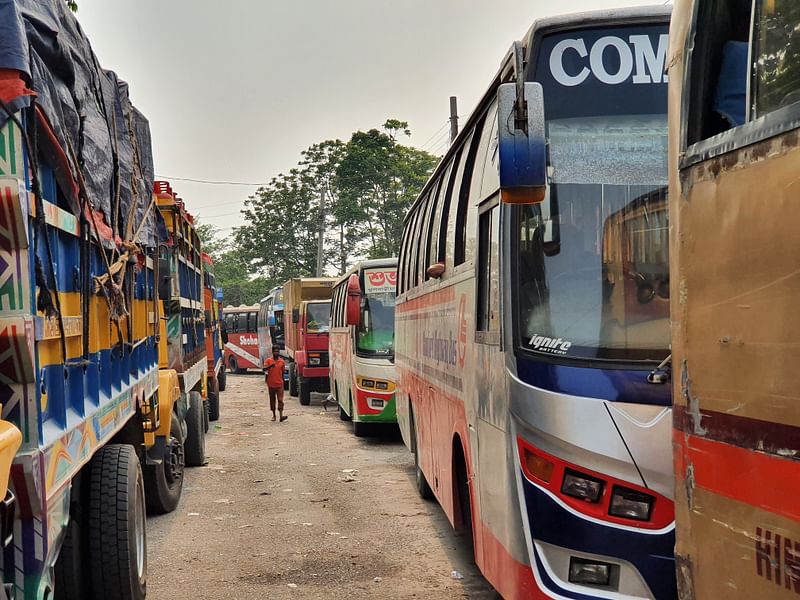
395, 6, 675, 599
329, 259, 398, 436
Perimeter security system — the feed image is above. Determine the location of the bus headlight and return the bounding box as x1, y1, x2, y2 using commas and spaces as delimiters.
361, 379, 375, 388
609, 486, 653, 521
561, 469, 603, 503
375, 381, 389, 391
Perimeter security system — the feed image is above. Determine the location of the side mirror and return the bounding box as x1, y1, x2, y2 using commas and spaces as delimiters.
292, 308, 300, 324
345, 274, 361, 326
497, 81, 546, 204
157, 257, 172, 301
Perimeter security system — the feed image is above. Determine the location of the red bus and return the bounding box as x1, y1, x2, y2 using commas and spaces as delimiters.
222, 305, 261, 373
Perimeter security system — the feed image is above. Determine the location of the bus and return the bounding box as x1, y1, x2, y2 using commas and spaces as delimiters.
222, 305, 261, 373
395, 6, 674, 599
329, 259, 398, 436
669, 1, 800, 597
258, 286, 289, 388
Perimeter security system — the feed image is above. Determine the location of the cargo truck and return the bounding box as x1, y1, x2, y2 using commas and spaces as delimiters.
203, 253, 224, 419
0, 1, 189, 597
283, 278, 335, 405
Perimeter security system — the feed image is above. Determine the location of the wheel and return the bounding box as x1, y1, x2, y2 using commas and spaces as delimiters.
411, 410, 434, 500
87, 444, 147, 600
455, 449, 475, 554
229, 356, 242, 374
184, 391, 206, 467
288, 363, 298, 397
203, 397, 210, 433
143, 413, 185, 515
339, 388, 351, 421
298, 375, 311, 406
217, 367, 227, 392
208, 387, 220, 422
54, 504, 88, 599
353, 421, 369, 437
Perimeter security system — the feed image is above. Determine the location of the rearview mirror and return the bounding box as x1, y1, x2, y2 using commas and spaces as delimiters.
346, 274, 361, 326
497, 81, 546, 204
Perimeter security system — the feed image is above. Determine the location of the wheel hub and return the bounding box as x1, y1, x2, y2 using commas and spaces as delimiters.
165, 436, 185, 485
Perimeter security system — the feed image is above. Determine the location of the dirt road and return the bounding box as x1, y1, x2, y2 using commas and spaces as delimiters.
146, 373, 498, 600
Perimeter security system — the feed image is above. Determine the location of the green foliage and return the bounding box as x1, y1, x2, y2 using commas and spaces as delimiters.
202, 117, 436, 289
66, 0, 77, 12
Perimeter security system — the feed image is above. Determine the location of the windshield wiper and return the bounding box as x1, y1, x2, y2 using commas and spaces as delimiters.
647, 354, 671, 384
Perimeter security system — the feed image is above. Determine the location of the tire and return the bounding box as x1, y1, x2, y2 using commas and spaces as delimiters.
411, 411, 434, 500
288, 363, 298, 397
203, 397, 210, 433
298, 375, 311, 406
208, 388, 220, 422
54, 505, 88, 599
87, 444, 147, 600
228, 356, 240, 374
143, 413, 184, 515
455, 448, 475, 555
353, 421, 369, 438
217, 367, 227, 392
339, 388, 351, 421
184, 391, 206, 467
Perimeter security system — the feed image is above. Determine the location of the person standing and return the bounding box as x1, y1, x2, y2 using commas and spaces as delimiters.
264, 345, 287, 422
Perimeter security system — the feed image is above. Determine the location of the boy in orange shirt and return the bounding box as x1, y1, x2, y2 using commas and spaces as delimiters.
264, 345, 287, 422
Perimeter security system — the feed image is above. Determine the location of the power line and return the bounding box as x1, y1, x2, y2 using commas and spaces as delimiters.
155, 174, 268, 186
417, 121, 450, 150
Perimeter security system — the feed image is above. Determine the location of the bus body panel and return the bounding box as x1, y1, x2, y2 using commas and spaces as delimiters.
222, 305, 261, 371
330, 259, 398, 424
397, 7, 674, 599
669, 2, 800, 596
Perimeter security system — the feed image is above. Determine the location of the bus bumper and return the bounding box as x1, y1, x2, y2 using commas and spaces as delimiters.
354, 390, 396, 423
516, 443, 676, 599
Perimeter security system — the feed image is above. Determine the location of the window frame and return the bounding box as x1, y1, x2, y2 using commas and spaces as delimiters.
475, 196, 501, 346
682, 0, 800, 168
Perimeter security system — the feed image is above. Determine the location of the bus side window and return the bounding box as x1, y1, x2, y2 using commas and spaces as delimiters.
478, 102, 500, 199
404, 201, 424, 292
420, 180, 442, 281
752, 1, 800, 118
477, 199, 500, 339
454, 118, 485, 267
448, 130, 476, 267
249, 312, 257, 333
413, 192, 432, 287
430, 160, 455, 270
686, 0, 753, 144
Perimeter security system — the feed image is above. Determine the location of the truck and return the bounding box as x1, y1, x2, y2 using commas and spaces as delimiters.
203, 253, 225, 419
0, 1, 190, 597
282, 278, 335, 405
155, 182, 208, 467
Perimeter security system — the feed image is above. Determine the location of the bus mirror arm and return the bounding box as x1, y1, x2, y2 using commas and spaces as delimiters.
647, 354, 671, 385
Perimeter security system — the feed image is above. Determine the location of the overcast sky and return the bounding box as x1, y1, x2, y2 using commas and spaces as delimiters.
74, 0, 662, 233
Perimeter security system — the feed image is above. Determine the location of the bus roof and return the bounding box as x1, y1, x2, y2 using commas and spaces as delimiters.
222, 304, 259, 313
333, 258, 398, 289
404, 4, 671, 221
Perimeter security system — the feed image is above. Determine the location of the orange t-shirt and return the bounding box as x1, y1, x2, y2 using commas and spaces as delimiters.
264, 357, 285, 389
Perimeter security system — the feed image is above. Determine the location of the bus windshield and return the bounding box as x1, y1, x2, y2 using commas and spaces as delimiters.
516, 25, 669, 362
357, 292, 396, 356
306, 302, 330, 333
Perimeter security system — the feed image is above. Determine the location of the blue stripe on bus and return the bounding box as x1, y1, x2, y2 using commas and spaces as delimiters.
515, 357, 671, 406
522, 475, 677, 600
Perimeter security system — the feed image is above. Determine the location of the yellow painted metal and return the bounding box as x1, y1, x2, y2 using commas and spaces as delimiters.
156, 369, 180, 438
0, 421, 22, 500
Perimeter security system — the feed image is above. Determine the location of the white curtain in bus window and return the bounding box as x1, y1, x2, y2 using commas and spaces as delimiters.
754, 1, 800, 117
548, 116, 667, 186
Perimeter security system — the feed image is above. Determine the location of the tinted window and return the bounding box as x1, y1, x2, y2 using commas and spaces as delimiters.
454, 120, 484, 266
753, 1, 800, 117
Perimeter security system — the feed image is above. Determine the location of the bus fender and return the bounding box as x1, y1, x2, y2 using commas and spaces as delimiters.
156, 369, 181, 439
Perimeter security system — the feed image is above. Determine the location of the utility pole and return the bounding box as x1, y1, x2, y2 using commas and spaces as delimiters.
315, 187, 325, 277
449, 96, 459, 145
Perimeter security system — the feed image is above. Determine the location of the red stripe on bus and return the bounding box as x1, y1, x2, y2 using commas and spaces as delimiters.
674, 430, 800, 522
396, 286, 455, 314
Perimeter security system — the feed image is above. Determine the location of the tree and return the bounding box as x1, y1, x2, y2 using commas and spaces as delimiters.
66, 1, 77, 11
334, 120, 438, 258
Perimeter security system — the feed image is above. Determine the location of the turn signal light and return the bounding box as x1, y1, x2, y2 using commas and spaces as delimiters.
524, 450, 554, 483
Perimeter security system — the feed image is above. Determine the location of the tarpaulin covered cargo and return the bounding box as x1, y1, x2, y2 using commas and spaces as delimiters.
0, 0, 166, 247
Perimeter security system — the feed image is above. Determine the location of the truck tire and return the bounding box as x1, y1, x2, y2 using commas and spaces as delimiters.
87, 444, 147, 600
143, 413, 184, 515
217, 367, 227, 391
184, 391, 206, 467
289, 363, 298, 397
208, 388, 220, 422
298, 375, 311, 406
203, 397, 210, 433
353, 421, 369, 437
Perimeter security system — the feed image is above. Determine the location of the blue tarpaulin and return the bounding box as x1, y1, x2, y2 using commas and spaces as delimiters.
0, 0, 166, 247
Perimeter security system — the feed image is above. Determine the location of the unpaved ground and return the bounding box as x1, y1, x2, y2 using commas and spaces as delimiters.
146, 373, 498, 600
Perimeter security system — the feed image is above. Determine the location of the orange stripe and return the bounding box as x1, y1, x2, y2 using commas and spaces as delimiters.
396, 286, 454, 314
675, 430, 800, 522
